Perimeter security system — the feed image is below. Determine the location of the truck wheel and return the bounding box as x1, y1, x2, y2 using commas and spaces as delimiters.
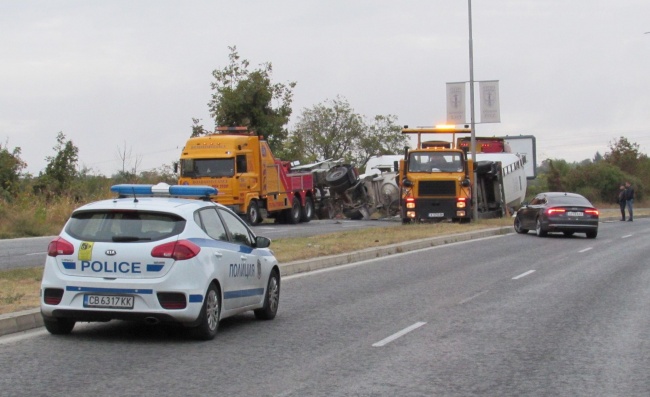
288, 196, 301, 224
326, 165, 352, 193
247, 200, 262, 226
345, 210, 363, 220
300, 196, 314, 223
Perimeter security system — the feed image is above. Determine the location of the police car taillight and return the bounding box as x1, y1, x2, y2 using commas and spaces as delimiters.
47, 237, 74, 257
151, 240, 200, 261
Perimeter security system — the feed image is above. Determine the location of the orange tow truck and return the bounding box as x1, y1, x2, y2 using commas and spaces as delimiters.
178, 127, 315, 225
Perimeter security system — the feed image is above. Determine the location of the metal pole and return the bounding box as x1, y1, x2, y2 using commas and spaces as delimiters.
468, 0, 478, 221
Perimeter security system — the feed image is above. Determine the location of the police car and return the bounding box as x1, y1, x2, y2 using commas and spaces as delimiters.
40, 183, 280, 340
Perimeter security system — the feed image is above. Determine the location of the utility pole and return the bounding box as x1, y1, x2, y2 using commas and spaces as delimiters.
468, 0, 478, 221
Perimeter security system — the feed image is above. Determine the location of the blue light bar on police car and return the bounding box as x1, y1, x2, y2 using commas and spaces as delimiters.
111, 183, 218, 197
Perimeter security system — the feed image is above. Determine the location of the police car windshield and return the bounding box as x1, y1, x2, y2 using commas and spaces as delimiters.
66, 211, 186, 243
181, 158, 234, 178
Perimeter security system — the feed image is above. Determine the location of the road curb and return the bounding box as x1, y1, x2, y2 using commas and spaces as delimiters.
0, 308, 43, 336
3, 218, 631, 337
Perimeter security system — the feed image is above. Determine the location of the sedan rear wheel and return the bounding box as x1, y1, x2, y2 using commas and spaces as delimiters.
535, 218, 547, 237
586, 230, 598, 239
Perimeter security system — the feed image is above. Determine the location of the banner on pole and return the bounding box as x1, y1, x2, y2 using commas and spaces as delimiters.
479, 80, 500, 123
446, 82, 466, 124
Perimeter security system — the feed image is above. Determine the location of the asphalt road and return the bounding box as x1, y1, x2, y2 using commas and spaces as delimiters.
1, 219, 648, 396
0, 218, 401, 271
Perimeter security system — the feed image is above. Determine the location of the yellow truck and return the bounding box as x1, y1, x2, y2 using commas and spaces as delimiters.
398, 125, 527, 223
178, 126, 315, 225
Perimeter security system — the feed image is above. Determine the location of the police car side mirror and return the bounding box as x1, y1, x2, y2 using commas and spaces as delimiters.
255, 236, 271, 248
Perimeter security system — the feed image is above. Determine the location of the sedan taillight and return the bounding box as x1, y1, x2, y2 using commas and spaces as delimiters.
545, 208, 566, 215
151, 240, 200, 261
585, 209, 599, 216
47, 237, 75, 257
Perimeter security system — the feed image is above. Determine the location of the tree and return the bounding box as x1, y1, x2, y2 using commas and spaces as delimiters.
604, 136, 646, 175
114, 141, 142, 182
287, 97, 408, 167
356, 114, 408, 167
593, 151, 603, 163
563, 161, 629, 203
0, 142, 26, 198
289, 97, 364, 164
190, 118, 209, 137
40, 132, 79, 195
205, 46, 297, 153
544, 159, 569, 192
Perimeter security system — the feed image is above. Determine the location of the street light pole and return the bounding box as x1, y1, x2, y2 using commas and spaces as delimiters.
468, 0, 478, 221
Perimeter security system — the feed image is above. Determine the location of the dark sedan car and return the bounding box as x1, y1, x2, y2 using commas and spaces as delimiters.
514, 192, 599, 238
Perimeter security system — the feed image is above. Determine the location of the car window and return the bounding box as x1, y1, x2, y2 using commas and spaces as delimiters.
550, 196, 592, 206
66, 211, 185, 242
218, 208, 255, 247
195, 208, 228, 241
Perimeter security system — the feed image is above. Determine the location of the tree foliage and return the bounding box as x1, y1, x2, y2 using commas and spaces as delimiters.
286, 97, 408, 167
563, 161, 630, 203
0, 142, 26, 199
205, 46, 297, 153
603, 136, 646, 175
40, 132, 79, 196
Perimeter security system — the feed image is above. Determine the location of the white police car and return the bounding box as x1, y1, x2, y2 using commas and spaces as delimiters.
40, 183, 280, 340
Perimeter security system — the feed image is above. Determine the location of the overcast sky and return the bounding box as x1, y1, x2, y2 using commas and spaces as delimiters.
2, 0, 649, 176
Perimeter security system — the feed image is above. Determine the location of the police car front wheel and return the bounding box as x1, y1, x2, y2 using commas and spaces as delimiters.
254, 270, 280, 320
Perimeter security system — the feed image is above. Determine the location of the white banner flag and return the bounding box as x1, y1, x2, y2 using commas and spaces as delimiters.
479, 80, 500, 123
446, 82, 466, 124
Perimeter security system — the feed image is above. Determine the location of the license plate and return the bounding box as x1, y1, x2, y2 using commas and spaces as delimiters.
428, 213, 445, 218
567, 211, 584, 217
84, 294, 134, 309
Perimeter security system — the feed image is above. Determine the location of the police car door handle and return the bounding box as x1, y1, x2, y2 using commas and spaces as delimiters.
214, 252, 223, 258
240, 255, 247, 261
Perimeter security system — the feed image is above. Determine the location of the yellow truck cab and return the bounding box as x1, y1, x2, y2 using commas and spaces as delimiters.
399, 125, 473, 223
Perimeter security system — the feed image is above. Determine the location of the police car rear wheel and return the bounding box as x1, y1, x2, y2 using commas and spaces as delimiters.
192, 283, 220, 340
254, 270, 280, 320
43, 317, 76, 335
